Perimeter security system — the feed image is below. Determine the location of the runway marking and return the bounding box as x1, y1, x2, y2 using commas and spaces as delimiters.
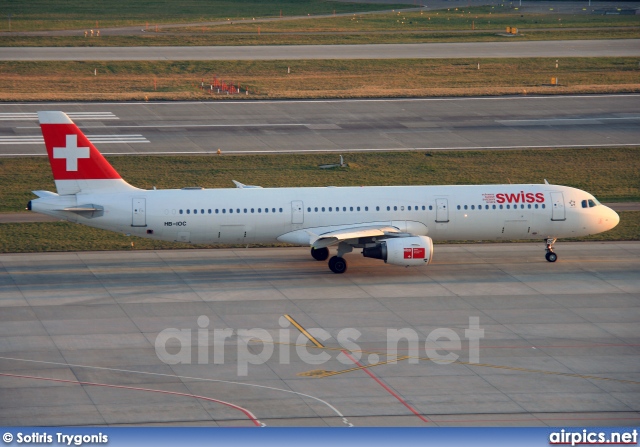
0, 112, 118, 121
0, 355, 353, 427
16, 123, 309, 130
498, 117, 640, 124
284, 314, 325, 348
341, 350, 430, 424
0, 372, 265, 427
0, 135, 149, 145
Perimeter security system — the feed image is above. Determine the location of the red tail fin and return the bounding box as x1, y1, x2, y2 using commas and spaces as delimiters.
38, 111, 134, 194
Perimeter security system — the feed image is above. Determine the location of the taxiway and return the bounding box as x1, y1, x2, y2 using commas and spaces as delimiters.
1, 242, 639, 426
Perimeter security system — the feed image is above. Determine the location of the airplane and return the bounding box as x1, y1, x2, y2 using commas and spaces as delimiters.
28, 111, 620, 274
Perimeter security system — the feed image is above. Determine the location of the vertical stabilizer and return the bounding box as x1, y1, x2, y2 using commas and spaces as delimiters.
38, 111, 136, 195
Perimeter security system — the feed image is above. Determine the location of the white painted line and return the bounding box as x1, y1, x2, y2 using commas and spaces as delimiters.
0, 94, 639, 107
498, 117, 640, 124
0, 112, 118, 121
2, 143, 638, 156
15, 123, 309, 129
0, 134, 149, 145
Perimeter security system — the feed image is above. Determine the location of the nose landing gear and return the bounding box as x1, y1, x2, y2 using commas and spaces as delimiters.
545, 238, 558, 262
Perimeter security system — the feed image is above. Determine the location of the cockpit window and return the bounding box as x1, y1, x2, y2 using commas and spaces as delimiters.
582, 200, 588, 208
588, 199, 596, 208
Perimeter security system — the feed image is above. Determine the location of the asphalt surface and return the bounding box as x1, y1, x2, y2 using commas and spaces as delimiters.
0, 95, 638, 157
2, 39, 638, 60
1, 242, 638, 426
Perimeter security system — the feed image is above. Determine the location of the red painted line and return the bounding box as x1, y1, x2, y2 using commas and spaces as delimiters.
430, 416, 640, 424
341, 350, 429, 424
0, 372, 263, 427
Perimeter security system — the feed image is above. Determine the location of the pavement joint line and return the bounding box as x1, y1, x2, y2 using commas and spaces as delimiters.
283, 314, 325, 348
0, 372, 265, 427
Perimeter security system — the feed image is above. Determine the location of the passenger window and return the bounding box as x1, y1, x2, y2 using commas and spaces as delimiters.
357, 207, 360, 211
499, 205, 503, 209
279, 208, 283, 213
216, 209, 219, 214
485, 205, 489, 210
229, 209, 233, 214
542, 204, 546, 209
387, 206, 390, 211
457, 205, 461, 210
394, 206, 397, 211
528, 204, 531, 209
365, 206, 368, 211
471, 205, 475, 210
265, 208, 268, 213
179, 209, 183, 214
535, 204, 538, 209
237, 209, 240, 213
329, 207, 332, 212
588, 200, 596, 207
315, 207, 318, 212
187, 209, 191, 214
251, 208, 254, 213
464, 205, 468, 210
322, 207, 325, 212
307, 207, 311, 212
350, 207, 354, 211
194, 209, 197, 214
408, 206, 411, 211
343, 207, 346, 212
492, 205, 496, 209
520, 204, 524, 209
208, 209, 212, 214
376, 206, 379, 211
506, 205, 510, 209
201, 209, 205, 214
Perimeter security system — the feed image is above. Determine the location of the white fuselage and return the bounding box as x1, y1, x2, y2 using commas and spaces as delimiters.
31, 183, 619, 245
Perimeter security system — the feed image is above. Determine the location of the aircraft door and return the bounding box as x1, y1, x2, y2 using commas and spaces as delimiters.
550, 192, 566, 221
132, 198, 146, 227
435, 198, 449, 223
291, 200, 304, 224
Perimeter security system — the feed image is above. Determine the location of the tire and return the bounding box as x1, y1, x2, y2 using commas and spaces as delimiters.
546, 252, 558, 262
328, 256, 347, 274
311, 247, 329, 261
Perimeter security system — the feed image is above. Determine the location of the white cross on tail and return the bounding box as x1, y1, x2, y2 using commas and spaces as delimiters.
53, 134, 90, 171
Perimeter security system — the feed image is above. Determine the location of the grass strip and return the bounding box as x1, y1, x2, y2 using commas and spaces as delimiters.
0, 0, 409, 32
2, 28, 638, 47
0, 58, 638, 102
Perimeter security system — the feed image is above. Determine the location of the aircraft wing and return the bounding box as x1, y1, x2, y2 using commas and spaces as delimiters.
309, 225, 407, 249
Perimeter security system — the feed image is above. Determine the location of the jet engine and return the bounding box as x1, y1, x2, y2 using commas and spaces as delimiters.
362, 236, 433, 266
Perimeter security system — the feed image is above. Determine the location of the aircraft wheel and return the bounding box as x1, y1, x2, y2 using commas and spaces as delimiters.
328, 256, 347, 274
545, 252, 558, 263
311, 247, 329, 261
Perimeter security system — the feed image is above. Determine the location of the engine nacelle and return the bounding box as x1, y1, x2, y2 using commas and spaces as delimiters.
362, 236, 433, 266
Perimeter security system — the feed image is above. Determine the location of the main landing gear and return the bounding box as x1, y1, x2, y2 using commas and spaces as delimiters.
328, 256, 347, 274
545, 238, 558, 262
314, 242, 352, 274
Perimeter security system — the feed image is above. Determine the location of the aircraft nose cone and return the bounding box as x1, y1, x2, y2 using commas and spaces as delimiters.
606, 207, 620, 230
